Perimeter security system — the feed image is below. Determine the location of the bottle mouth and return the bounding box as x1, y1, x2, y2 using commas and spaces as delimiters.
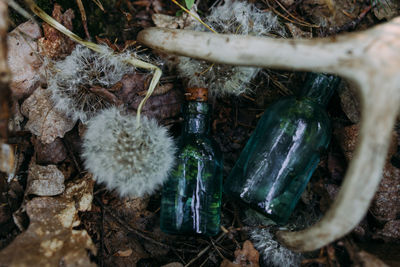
185, 87, 208, 102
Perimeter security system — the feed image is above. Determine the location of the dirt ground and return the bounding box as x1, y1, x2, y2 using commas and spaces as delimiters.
0, 0, 399, 266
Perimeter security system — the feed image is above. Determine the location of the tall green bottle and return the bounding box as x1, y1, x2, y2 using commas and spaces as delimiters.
160, 88, 223, 236
224, 73, 340, 224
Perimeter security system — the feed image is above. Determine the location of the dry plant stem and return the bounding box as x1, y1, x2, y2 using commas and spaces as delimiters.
27, 1, 161, 125
75, 0, 90, 40
137, 20, 400, 252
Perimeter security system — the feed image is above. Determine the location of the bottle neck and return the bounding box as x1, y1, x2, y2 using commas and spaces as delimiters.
183, 102, 210, 135
299, 73, 341, 107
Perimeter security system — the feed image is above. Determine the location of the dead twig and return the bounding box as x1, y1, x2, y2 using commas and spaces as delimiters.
95, 197, 199, 254
75, 0, 91, 40
184, 231, 227, 267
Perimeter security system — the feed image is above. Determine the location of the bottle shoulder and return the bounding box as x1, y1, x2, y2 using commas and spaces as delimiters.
178, 134, 222, 159
262, 97, 330, 125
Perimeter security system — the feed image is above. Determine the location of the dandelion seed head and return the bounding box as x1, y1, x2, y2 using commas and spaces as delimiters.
47, 45, 135, 123
82, 107, 176, 197
177, 0, 286, 96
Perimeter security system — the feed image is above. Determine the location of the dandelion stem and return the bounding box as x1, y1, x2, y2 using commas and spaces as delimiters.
27, 0, 162, 125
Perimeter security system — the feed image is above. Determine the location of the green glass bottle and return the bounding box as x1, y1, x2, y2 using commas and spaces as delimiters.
160, 88, 223, 236
224, 73, 340, 224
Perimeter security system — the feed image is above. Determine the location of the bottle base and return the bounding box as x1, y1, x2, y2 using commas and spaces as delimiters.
160, 225, 220, 237
224, 192, 290, 225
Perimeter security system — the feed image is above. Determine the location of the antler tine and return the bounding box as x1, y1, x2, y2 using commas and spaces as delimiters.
137, 18, 400, 251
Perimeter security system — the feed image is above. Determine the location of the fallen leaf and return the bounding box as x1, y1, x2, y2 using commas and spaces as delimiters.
0, 141, 15, 174
26, 162, 65, 196
7, 20, 43, 100
161, 263, 184, 267
152, 11, 199, 29
115, 73, 183, 121
338, 80, 361, 123
21, 87, 76, 144
373, 0, 400, 20
62, 173, 94, 212
0, 173, 11, 230
335, 125, 400, 222
38, 4, 76, 60
285, 23, 312, 39
356, 251, 389, 267
114, 249, 133, 257
0, 175, 96, 266
33, 137, 67, 164
8, 100, 24, 132
376, 220, 400, 241
221, 240, 260, 267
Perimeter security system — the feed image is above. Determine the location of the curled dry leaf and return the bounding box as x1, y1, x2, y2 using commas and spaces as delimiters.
335, 125, 400, 222
376, 220, 400, 241
0, 173, 11, 228
8, 100, 25, 132
38, 4, 76, 60
373, 0, 400, 21
152, 12, 198, 29
0, 174, 95, 266
26, 162, 65, 196
33, 137, 67, 164
115, 73, 183, 121
0, 141, 15, 174
338, 80, 361, 123
21, 87, 76, 144
355, 251, 389, 267
7, 20, 43, 100
221, 240, 260, 267
62, 173, 95, 212
161, 263, 184, 267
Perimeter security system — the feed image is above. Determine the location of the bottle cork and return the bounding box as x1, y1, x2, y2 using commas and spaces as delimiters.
185, 87, 208, 102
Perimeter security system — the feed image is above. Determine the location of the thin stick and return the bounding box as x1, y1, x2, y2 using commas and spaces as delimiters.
91, 0, 104, 11
75, 0, 91, 40
171, 0, 218, 34
184, 231, 227, 267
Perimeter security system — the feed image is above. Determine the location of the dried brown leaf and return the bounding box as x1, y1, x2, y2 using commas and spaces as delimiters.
335, 125, 400, 222
115, 73, 183, 121
373, 0, 400, 20
114, 248, 133, 257
0, 175, 95, 266
26, 162, 65, 196
0, 173, 11, 228
33, 137, 67, 164
7, 20, 43, 100
21, 87, 76, 144
376, 220, 400, 241
161, 263, 184, 267
38, 4, 75, 60
338, 80, 361, 123
0, 142, 15, 174
152, 13, 198, 29
221, 240, 260, 267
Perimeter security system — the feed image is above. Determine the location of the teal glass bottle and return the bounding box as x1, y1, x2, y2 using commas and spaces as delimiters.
224, 73, 340, 224
160, 88, 223, 236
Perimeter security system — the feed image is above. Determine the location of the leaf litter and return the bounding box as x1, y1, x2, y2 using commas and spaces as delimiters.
1, 1, 400, 267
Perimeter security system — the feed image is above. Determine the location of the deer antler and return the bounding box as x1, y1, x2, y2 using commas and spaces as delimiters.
137, 18, 400, 252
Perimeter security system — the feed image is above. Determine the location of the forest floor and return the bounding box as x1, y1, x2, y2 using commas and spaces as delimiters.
0, 0, 399, 266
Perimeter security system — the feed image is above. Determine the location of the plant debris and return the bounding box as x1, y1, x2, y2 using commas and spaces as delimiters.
1, 1, 400, 266
21, 87, 76, 143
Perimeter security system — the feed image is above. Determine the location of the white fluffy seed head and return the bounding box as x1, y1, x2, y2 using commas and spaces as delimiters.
250, 228, 302, 267
82, 107, 176, 197
177, 0, 286, 96
47, 45, 135, 123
